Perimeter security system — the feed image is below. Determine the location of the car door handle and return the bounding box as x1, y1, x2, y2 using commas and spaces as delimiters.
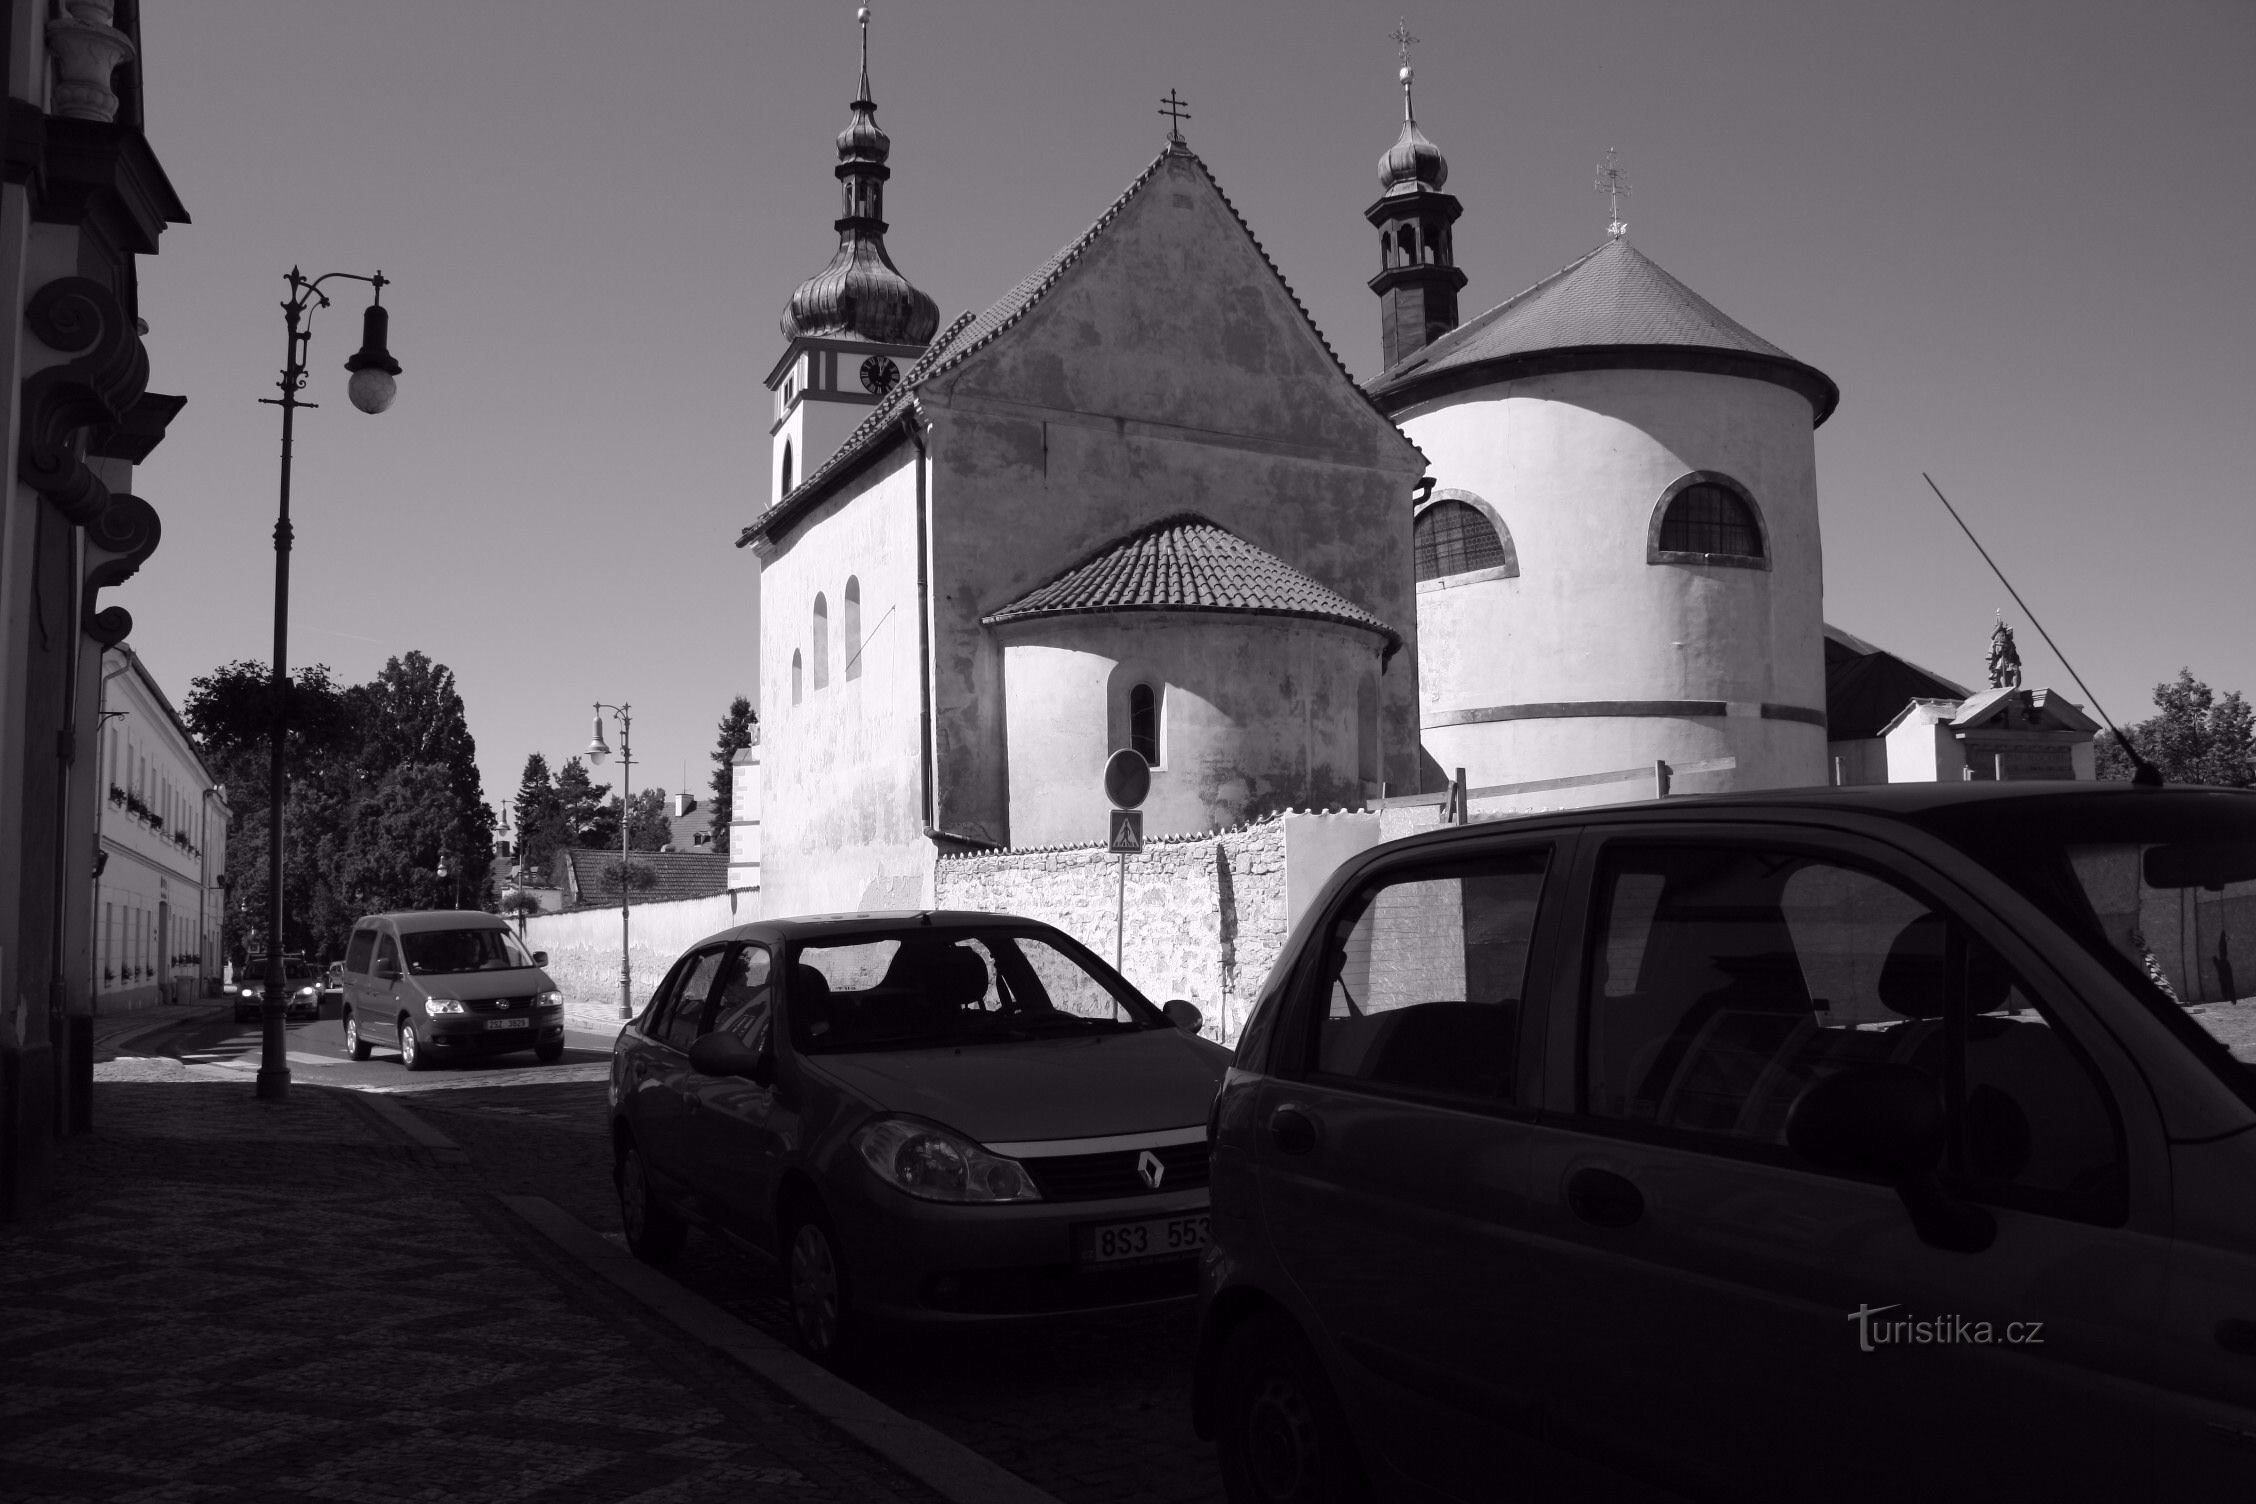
1566, 1167, 1645, 1229
1267, 1104, 1318, 1155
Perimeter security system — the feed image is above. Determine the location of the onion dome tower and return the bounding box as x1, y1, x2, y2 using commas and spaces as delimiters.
1365, 48, 1466, 370
768, 8, 940, 504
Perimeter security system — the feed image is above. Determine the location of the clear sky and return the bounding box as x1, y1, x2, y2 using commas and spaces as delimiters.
131, 0, 2256, 824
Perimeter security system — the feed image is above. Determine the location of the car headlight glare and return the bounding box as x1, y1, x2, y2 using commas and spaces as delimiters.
425, 997, 465, 1015
239, 988, 255, 998
854, 1117, 1041, 1204
537, 990, 562, 1007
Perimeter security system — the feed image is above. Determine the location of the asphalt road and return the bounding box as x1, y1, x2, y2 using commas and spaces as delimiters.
136, 1010, 1222, 1504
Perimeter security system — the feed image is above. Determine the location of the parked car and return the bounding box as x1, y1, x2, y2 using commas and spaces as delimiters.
1194, 782, 2256, 1503
231, 955, 323, 1022
336, 910, 564, 1070
609, 911, 1230, 1360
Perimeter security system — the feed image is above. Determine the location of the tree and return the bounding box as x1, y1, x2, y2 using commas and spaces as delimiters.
2096, 669, 2256, 787
601, 858, 657, 893
610, 786, 673, 851
707, 694, 756, 857
554, 756, 614, 848
512, 752, 565, 878
352, 651, 494, 899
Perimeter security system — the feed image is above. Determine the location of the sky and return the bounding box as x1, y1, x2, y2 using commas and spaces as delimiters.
129, 0, 2256, 824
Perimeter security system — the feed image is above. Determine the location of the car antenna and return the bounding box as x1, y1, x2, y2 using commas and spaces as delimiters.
1923, 473, 2161, 787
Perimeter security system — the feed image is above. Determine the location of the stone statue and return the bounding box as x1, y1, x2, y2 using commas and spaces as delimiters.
1988, 616, 2023, 690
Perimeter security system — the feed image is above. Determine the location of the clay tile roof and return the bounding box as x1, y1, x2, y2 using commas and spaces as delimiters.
557, 849, 729, 909
1367, 237, 1839, 424
983, 513, 1400, 649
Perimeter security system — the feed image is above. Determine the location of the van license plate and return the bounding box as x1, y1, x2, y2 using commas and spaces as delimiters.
484, 1018, 529, 1030
1078, 1214, 1209, 1266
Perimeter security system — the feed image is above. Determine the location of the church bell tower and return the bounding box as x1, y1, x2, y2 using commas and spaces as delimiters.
768, 7, 940, 505
1365, 41, 1466, 372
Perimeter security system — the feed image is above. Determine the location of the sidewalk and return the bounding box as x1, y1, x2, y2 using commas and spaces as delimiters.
0, 1071, 945, 1503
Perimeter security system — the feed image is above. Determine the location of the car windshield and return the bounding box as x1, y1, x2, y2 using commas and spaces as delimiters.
1916, 789, 2256, 1106
787, 927, 1165, 1053
399, 927, 536, 976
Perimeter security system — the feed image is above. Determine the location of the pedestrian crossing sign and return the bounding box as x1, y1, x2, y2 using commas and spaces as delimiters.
1108, 809, 1144, 853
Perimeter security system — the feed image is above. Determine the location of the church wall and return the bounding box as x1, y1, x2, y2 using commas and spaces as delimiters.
1397, 365, 1827, 797
756, 447, 933, 918
996, 612, 1388, 848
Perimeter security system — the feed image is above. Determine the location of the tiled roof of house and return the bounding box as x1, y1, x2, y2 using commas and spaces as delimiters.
1824, 624, 1971, 741
1366, 237, 1838, 423
738, 147, 1386, 551
983, 514, 1400, 649
557, 848, 729, 909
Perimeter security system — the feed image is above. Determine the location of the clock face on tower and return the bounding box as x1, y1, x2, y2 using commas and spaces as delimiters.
860, 355, 900, 396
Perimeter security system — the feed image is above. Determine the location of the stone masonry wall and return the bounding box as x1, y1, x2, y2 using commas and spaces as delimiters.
522, 891, 758, 1015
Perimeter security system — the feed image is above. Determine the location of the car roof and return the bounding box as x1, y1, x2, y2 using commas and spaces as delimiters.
361, 910, 511, 934
684, 909, 1072, 949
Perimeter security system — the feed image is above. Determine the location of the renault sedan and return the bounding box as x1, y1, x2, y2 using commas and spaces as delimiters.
609, 911, 1230, 1360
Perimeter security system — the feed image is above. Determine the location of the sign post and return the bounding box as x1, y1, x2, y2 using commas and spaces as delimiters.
1103, 750, 1150, 968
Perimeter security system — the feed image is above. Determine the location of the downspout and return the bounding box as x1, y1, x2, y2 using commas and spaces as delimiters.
901, 413, 998, 854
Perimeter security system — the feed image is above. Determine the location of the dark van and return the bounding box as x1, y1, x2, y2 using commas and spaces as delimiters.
338, 910, 564, 1071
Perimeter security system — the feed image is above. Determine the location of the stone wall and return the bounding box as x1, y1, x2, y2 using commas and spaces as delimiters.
521, 891, 759, 1015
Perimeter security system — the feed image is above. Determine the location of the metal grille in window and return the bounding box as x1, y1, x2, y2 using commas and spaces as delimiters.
1413, 500, 1507, 582
1129, 684, 1158, 764
1659, 483, 1763, 558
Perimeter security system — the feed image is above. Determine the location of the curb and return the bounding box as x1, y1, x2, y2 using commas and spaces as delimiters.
94, 1001, 229, 1056
500, 1194, 1063, 1504
351, 1090, 469, 1163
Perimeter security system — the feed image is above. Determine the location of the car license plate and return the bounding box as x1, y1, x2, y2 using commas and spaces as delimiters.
484, 1018, 530, 1030
1078, 1213, 1209, 1266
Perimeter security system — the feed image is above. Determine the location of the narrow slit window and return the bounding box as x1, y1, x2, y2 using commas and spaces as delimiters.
844, 578, 862, 681
1129, 684, 1159, 766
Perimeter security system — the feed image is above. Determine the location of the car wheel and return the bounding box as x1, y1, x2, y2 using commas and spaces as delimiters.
343, 1011, 372, 1061
400, 1020, 432, 1072
784, 1204, 857, 1363
533, 1038, 564, 1064
616, 1141, 686, 1264
1216, 1312, 1370, 1504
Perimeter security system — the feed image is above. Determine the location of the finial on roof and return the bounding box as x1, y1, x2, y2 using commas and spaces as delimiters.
1596, 146, 1630, 239
1159, 88, 1191, 151
1389, 18, 1420, 121
857, 6, 872, 102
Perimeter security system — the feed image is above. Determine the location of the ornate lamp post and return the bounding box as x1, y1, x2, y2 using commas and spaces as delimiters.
587, 704, 634, 1018
255, 268, 401, 1103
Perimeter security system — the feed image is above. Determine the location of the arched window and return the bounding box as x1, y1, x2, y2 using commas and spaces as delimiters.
811, 593, 829, 689
780, 439, 794, 496
1396, 224, 1418, 262
1379, 229, 1394, 268
1651, 472, 1767, 567
1129, 684, 1159, 766
791, 650, 803, 705
843, 577, 862, 681
1414, 497, 1511, 582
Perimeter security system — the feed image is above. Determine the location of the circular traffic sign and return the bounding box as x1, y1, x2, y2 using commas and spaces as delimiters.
1104, 748, 1150, 810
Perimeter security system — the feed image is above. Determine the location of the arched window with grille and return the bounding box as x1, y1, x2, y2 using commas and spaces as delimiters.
1128, 683, 1159, 766
811, 594, 829, 689
843, 577, 862, 681
1413, 494, 1515, 583
1649, 472, 1768, 568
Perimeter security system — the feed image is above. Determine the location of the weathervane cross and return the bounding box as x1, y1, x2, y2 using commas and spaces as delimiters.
1596, 146, 1630, 239
1158, 88, 1191, 146
1390, 17, 1419, 66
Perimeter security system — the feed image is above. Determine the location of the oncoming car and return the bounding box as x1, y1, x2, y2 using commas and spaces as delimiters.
609, 911, 1230, 1360
337, 911, 564, 1070
231, 956, 323, 1023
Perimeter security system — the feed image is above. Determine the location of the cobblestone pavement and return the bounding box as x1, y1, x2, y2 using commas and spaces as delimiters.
0, 1069, 947, 1504
410, 1080, 1226, 1504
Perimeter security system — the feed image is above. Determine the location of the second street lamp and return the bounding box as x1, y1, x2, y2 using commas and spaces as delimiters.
587, 704, 634, 1019
256, 267, 399, 1104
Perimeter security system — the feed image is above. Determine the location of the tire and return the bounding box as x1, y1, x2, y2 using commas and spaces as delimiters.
784, 1203, 857, 1363
533, 1038, 564, 1064
1215, 1312, 1371, 1504
343, 1011, 372, 1061
400, 1019, 433, 1072
617, 1141, 687, 1264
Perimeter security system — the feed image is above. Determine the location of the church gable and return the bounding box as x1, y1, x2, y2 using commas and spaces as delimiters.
919, 150, 1416, 469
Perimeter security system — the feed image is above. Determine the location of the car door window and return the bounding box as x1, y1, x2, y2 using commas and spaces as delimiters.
1584, 842, 2125, 1219
374, 934, 401, 977
343, 929, 374, 975
655, 947, 730, 1051
711, 944, 774, 1041
1301, 849, 1549, 1104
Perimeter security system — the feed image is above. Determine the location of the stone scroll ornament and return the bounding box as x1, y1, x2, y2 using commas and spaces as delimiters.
18, 276, 151, 525
81, 493, 160, 647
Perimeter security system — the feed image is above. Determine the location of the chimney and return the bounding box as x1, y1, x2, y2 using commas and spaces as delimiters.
671, 792, 694, 819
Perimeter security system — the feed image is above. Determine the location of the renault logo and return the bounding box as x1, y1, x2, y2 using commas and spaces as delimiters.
1137, 1149, 1166, 1190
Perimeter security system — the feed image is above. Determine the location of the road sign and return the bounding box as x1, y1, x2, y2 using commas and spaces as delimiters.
1103, 749, 1150, 810
1108, 809, 1144, 854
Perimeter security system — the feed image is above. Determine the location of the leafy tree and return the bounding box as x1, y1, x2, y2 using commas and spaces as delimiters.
352, 651, 494, 897
707, 694, 756, 857
601, 858, 657, 893
610, 786, 673, 851
2096, 669, 2256, 787
512, 752, 565, 878
554, 756, 614, 848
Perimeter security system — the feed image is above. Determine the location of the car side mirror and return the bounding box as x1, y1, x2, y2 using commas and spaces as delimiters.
1163, 999, 1203, 1034
688, 1030, 764, 1081
1787, 1065, 1995, 1253
532, 951, 548, 967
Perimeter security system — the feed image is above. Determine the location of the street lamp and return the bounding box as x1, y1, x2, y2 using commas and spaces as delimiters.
254, 267, 401, 1104
587, 703, 634, 1018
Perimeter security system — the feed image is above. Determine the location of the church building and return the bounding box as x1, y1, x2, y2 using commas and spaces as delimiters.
740, 17, 1427, 916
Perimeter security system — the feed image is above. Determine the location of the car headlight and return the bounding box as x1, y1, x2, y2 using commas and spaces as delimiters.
425, 997, 465, 1015
854, 1117, 1042, 1204
536, 990, 562, 1007
239, 988, 255, 998
296, 986, 317, 997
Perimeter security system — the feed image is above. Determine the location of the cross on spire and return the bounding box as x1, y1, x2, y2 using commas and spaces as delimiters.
1389, 17, 1420, 120
1595, 145, 1630, 239
1158, 88, 1191, 148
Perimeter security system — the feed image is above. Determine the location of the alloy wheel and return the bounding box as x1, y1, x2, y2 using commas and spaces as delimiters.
1245, 1372, 1322, 1500
400, 1022, 419, 1069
